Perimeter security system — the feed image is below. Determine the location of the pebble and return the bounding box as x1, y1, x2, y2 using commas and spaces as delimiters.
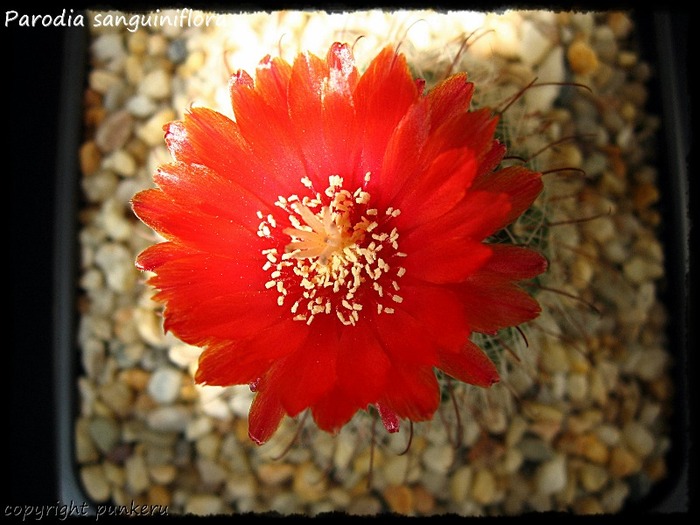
449, 465, 473, 503
593, 25, 618, 63
383, 485, 414, 515
126, 94, 158, 118
601, 481, 629, 513
526, 46, 565, 112
89, 69, 122, 95
574, 496, 605, 514
579, 463, 609, 492
105, 149, 137, 177
621, 421, 655, 458
567, 373, 589, 403
519, 19, 552, 66
567, 40, 599, 75
80, 464, 111, 502
82, 169, 119, 203
150, 464, 177, 485
257, 463, 295, 486
195, 432, 222, 460
137, 108, 175, 146
413, 485, 436, 515
197, 457, 228, 487
184, 494, 224, 516
348, 496, 383, 516
518, 438, 554, 462
148, 485, 172, 507
124, 55, 144, 86
535, 454, 567, 495
293, 462, 327, 503
147, 366, 183, 404
98, 380, 134, 418
94, 242, 136, 293
88, 416, 120, 454
471, 469, 498, 505
91, 33, 126, 63
146, 405, 191, 433
139, 69, 172, 100
609, 446, 642, 478
75, 418, 99, 463
501, 448, 524, 475
125, 453, 150, 494
382, 454, 410, 486
224, 472, 257, 504
540, 340, 570, 373
80, 141, 102, 176
95, 110, 133, 153
169, 344, 203, 369
422, 444, 454, 474
100, 198, 132, 241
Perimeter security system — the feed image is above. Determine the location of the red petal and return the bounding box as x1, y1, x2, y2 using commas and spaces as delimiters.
376, 100, 429, 206
266, 325, 338, 417
162, 291, 283, 346
310, 325, 391, 433
248, 385, 285, 445
170, 107, 301, 204
152, 162, 271, 233
378, 366, 440, 422
397, 282, 471, 350
353, 46, 421, 178
394, 149, 477, 225
286, 47, 362, 188
437, 339, 499, 387
425, 73, 475, 131
131, 187, 260, 256
373, 307, 439, 366
472, 165, 543, 229
458, 244, 546, 334
405, 190, 512, 242
376, 403, 400, 433
484, 244, 549, 279
423, 108, 499, 165
195, 320, 308, 386
135, 242, 197, 272
403, 236, 492, 284
229, 68, 309, 196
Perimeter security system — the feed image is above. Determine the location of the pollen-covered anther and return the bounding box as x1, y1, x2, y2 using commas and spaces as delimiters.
258, 174, 406, 324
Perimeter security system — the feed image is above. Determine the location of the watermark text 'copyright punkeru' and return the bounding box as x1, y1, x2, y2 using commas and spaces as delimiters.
4, 500, 168, 521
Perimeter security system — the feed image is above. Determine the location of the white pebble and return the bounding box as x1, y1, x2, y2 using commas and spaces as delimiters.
146, 405, 191, 432
126, 93, 158, 118
185, 494, 224, 516
525, 46, 564, 113
139, 69, 172, 100
519, 19, 552, 66
622, 421, 655, 458
535, 454, 567, 495
147, 366, 183, 404
125, 453, 150, 494
168, 343, 203, 368
186, 416, 214, 441
80, 465, 111, 502
94, 242, 136, 293
137, 109, 176, 147
422, 444, 454, 474
91, 33, 125, 62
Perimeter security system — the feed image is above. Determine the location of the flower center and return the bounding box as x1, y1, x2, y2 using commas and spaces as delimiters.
256, 174, 406, 326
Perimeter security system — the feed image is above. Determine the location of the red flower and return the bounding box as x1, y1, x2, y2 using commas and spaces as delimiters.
132, 42, 547, 444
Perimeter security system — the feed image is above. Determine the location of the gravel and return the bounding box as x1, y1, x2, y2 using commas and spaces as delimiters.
75, 9, 675, 516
